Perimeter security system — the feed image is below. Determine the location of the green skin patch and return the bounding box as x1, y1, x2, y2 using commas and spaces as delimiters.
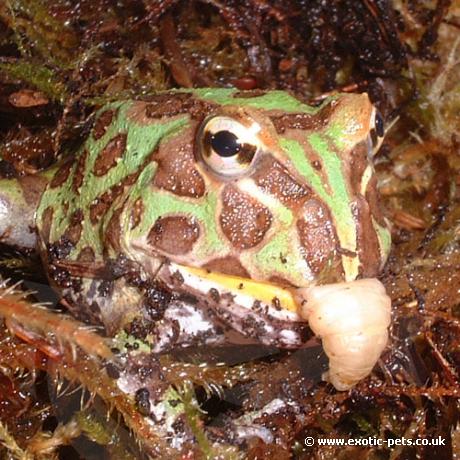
280, 134, 359, 280
37, 102, 190, 256
183, 88, 321, 113
35, 88, 391, 323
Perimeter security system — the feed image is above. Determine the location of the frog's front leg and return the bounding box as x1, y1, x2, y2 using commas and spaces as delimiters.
297, 278, 391, 390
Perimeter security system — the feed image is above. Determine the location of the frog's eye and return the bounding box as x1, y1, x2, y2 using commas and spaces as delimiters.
198, 116, 262, 178
368, 110, 385, 157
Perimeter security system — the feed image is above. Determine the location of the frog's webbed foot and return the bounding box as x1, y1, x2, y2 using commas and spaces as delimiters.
297, 278, 391, 390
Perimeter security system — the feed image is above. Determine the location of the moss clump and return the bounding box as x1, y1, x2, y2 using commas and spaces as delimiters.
0, 60, 67, 103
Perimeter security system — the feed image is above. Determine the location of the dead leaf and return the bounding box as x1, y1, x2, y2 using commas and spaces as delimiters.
8, 89, 49, 108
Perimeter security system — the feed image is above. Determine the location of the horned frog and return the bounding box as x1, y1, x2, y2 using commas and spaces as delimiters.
0, 88, 392, 391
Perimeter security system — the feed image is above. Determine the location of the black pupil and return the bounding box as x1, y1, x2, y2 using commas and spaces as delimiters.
210, 130, 241, 157
375, 112, 384, 137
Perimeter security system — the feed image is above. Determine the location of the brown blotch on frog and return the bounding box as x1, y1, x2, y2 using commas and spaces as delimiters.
252, 155, 311, 209
39, 206, 54, 243
269, 103, 333, 134
93, 133, 127, 177
297, 199, 342, 277
90, 170, 143, 226
148, 216, 200, 255
348, 143, 369, 196
219, 185, 272, 249
93, 108, 117, 140
77, 246, 96, 263
89, 184, 124, 225
63, 209, 84, 246
50, 158, 73, 188
202, 256, 250, 278
152, 125, 205, 198
72, 149, 88, 194
104, 208, 124, 253
352, 197, 381, 278
365, 176, 387, 228
145, 93, 216, 120
19, 174, 49, 206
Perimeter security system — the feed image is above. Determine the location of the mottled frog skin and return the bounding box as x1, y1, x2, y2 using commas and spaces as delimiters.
34, 88, 391, 352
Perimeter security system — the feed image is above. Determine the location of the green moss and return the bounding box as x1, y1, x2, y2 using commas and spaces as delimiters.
178, 384, 242, 459
4, 0, 78, 67
75, 411, 112, 445
0, 60, 67, 103
113, 330, 151, 354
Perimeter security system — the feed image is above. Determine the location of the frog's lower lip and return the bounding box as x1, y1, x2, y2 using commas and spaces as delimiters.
172, 263, 299, 315
158, 262, 309, 348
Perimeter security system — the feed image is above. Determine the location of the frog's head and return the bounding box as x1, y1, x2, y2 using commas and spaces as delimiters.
125, 89, 390, 293
122, 89, 392, 390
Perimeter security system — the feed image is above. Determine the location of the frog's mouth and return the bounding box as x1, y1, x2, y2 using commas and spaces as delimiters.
157, 261, 392, 390
158, 262, 310, 348
181, 265, 299, 313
